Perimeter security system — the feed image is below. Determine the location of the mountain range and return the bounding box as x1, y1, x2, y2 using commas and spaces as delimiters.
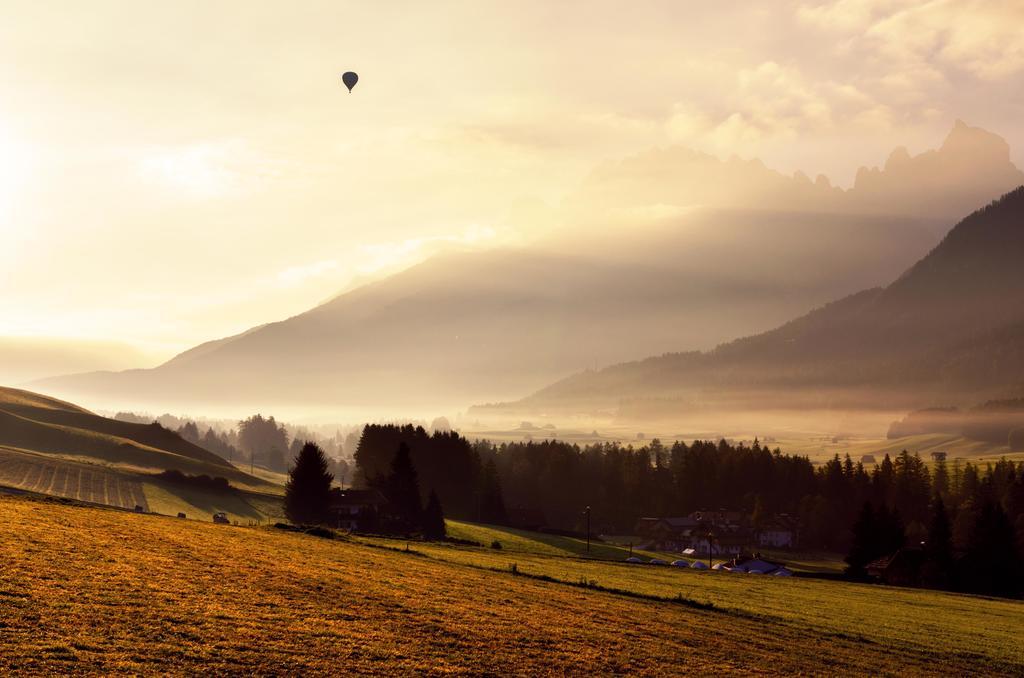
489, 185, 1024, 420
32, 121, 1024, 418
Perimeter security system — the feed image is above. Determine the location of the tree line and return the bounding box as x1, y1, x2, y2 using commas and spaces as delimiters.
350, 428, 1023, 595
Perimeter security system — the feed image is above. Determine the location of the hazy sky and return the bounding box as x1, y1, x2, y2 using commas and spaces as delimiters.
2, 0, 1022, 358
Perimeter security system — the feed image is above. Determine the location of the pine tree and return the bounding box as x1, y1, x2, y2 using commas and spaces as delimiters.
284, 442, 334, 526
479, 458, 507, 525
952, 498, 978, 551
876, 504, 906, 555
933, 456, 950, 501
422, 490, 446, 540
845, 502, 877, 578
964, 501, 1022, 597
921, 496, 954, 589
387, 442, 422, 533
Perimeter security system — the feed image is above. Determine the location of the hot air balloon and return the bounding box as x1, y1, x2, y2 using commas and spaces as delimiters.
342, 71, 359, 93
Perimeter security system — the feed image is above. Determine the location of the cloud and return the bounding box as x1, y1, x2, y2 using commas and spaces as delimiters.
799, 0, 1024, 81
276, 260, 339, 287
138, 140, 276, 199
796, 0, 910, 32
665, 61, 892, 152
355, 225, 500, 276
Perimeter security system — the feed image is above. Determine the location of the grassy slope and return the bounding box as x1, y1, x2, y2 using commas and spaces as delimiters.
0, 445, 282, 522
357, 521, 1024, 670
1, 495, 1019, 675
445, 520, 663, 560
0, 386, 228, 468
229, 460, 290, 487
0, 386, 281, 518
448, 521, 845, 572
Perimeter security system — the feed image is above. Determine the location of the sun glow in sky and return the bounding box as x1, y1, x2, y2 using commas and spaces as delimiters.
1, 1, 1022, 358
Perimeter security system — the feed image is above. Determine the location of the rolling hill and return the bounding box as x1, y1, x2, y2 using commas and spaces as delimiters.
0, 386, 281, 518
492, 185, 1024, 418
0, 386, 231, 470
34, 122, 1024, 416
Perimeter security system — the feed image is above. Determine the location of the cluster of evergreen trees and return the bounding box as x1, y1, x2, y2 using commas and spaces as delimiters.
176, 420, 240, 462
382, 442, 446, 539
286, 439, 445, 540
473, 438, 818, 534
238, 414, 290, 471
354, 425, 506, 525
353, 432, 821, 532
845, 496, 1023, 597
843, 455, 1024, 597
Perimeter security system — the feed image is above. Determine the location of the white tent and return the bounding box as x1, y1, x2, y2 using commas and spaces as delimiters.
671, 560, 690, 568
773, 567, 794, 577
739, 558, 780, 574
625, 556, 644, 563
690, 561, 709, 570
649, 558, 668, 566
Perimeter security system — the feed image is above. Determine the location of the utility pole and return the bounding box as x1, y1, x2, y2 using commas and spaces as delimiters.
585, 505, 591, 554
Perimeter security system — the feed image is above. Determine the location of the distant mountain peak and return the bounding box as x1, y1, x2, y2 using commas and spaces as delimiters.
570, 121, 1023, 222
939, 119, 1011, 163
884, 146, 912, 170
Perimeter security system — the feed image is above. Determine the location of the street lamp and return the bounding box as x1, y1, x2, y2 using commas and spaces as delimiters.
705, 527, 716, 569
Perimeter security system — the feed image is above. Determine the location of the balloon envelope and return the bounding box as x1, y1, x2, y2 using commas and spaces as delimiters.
342, 71, 359, 92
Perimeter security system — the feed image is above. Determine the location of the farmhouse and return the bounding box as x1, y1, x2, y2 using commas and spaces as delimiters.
328, 488, 386, 531
706, 532, 749, 557
635, 509, 761, 555
636, 508, 805, 555
757, 515, 799, 548
866, 547, 926, 587
634, 516, 700, 550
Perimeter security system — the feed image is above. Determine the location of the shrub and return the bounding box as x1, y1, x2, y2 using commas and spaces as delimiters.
156, 470, 231, 491
303, 526, 336, 539
491, 540, 503, 550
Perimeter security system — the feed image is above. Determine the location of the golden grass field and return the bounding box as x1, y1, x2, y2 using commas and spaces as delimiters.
2, 494, 1022, 676
362, 521, 1024, 670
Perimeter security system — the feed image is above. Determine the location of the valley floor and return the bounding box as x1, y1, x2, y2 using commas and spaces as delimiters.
1, 495, 1022, 675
